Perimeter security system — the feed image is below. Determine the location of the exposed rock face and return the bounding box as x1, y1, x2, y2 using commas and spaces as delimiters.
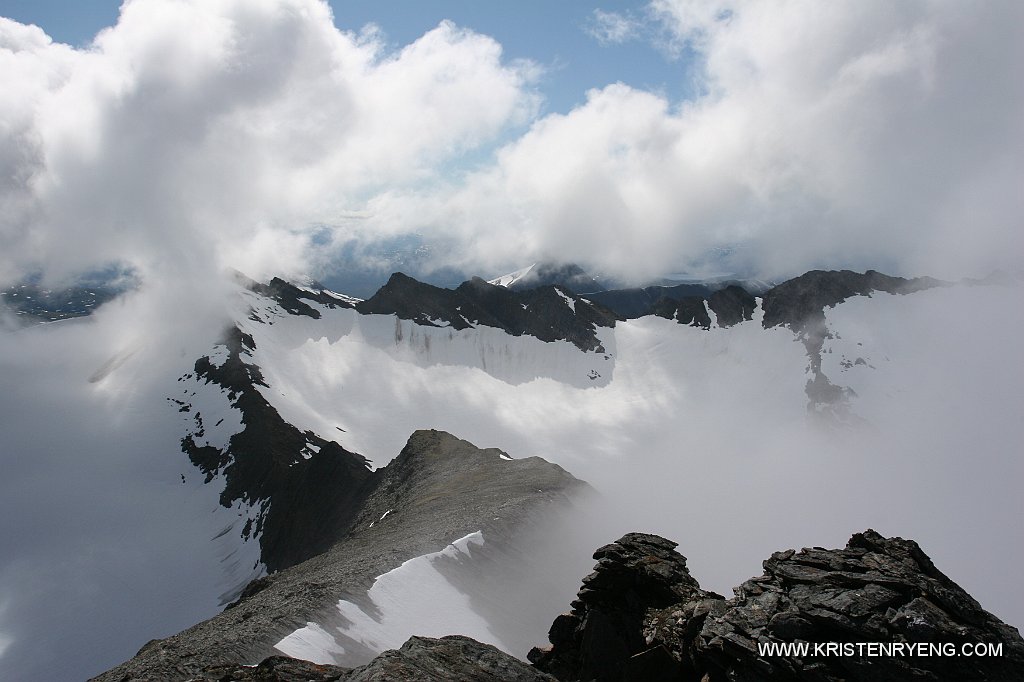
181, 325, 374, 573
343, 636, 556, 681
647, 285, 756, 329
243, 275, 357, 318
356, 272, 617, 352
651, 296, 712, 328
708, 285, 758, 327
193, 656, 348, 681
529, 533, 716, 681
760, 269, 942, 332
96, 431, 585, 681
531, 531, 1024, 681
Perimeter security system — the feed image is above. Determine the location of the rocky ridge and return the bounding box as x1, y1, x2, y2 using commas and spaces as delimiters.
95, 430, 584, 681
355, 272, 618, 352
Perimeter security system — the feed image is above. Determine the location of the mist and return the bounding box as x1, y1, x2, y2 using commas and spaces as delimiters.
0, 286, 261, 680
238, 281, 1024, 637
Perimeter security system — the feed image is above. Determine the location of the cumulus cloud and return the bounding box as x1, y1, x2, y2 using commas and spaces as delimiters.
373, 1, 1024, 282
4, 0, 1021, 292
0, 0, 538, 291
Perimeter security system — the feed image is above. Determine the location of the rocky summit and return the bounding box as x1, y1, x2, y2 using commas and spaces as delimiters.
530, 531, 1024, 681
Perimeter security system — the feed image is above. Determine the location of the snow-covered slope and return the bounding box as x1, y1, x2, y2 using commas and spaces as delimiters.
275, 532, 505, 666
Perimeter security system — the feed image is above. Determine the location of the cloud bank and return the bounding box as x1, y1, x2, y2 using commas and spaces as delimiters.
0, 0, 537, 290
424, 0, 1024, 280
3, 0, 1022, 293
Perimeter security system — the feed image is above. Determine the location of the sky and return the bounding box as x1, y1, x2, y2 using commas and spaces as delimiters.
1, 0, 1021, 291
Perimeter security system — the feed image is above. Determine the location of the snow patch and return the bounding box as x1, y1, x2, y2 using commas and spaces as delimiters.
323, 290, 363, 305
555, 288, 576, 313
274, 532, 502, 666
488, 264, 536, 288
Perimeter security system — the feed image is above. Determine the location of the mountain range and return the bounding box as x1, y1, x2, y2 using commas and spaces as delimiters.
0, 264, 1021, 680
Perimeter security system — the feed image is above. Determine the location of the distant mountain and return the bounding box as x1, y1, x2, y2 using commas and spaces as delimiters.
1, 282, 120, 324
582, 277, 772, 319
0, 268, 137, 325
357, 272, 617, 352
488, 262, 606, 295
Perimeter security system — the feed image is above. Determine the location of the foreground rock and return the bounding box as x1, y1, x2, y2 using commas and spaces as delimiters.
193, 637, 554, 681
530, 531, 1024, 681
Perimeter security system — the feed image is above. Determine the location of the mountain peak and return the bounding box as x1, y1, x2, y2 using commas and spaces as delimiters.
488, 262, 605, 295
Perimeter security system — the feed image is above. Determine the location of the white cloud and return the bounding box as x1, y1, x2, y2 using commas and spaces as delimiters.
0, 0, 538, 289
370, 1, 1024, 282
585, 9, 642, 45
3, 0, 1020, 290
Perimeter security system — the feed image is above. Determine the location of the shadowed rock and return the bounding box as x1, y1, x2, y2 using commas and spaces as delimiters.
356, 273, 617, 352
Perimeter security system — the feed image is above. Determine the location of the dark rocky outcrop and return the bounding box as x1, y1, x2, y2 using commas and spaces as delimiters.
180, 325, 374, 573
585, 279, 769, 319
760, 269, 942, 332
343, 635, 556, 681
708, 285, 758, 327
529, 533, 716, 681
531, 531, 1024, 681
651, 296, 713, 329
229, 270, 359, 320
193, 656, 348, 681
647, 285, 756, 329
96, 431, 585, 681
356, 273, 617, 352
191, 637, 555, 681
758, 270, 943, 416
